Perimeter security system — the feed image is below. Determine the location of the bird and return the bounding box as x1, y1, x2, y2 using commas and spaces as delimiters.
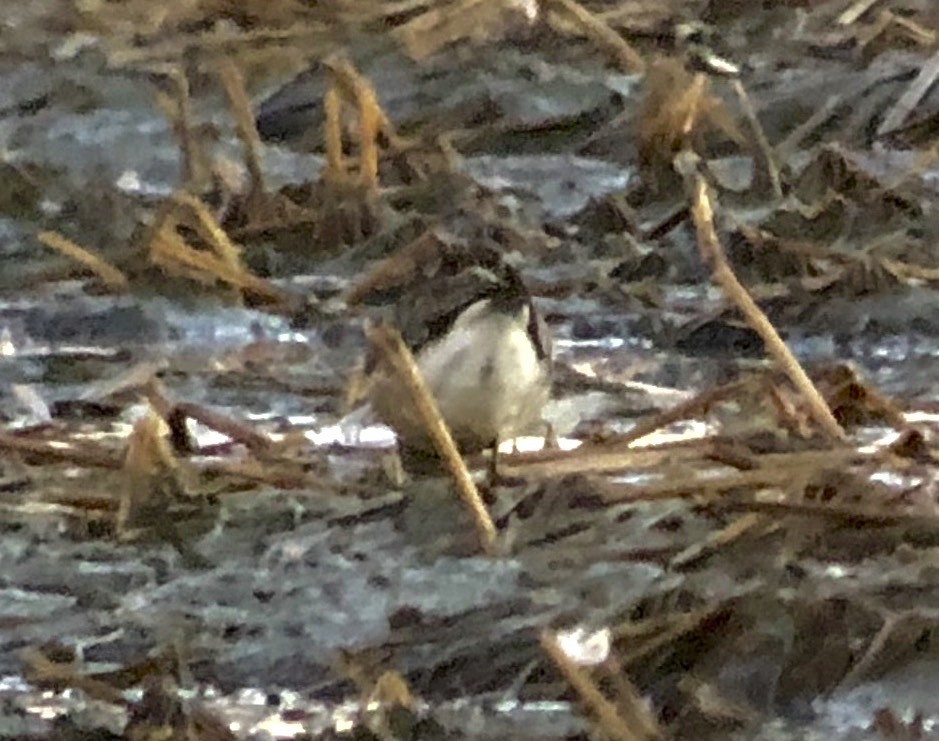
351, 230, 552, 467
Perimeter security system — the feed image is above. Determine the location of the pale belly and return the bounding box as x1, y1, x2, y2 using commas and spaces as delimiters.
370, 302, 551, 452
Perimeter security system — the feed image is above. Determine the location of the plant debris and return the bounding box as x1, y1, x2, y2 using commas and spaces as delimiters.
3, 0, 939, 739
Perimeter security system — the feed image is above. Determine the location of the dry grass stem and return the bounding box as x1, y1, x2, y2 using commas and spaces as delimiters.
540, 630, 662, 741
36, 231, 129, 291
149, 223, 243, 298
887, 12, 937, 46
546, 0, 645, 73
19, 647, 127, 706
878, 48, 939, 135
837, 0, 884, 25
715, 499, 930, 527
196, 459, 314, 491
393, 0, 532, 61
339, 0, 431, 24
118, 408, 180, 537
602, 379, 746, 450
324, 85, 346, 182
502, 440, 703, 478
669, 513, 776, 570
357, 81, 381, 191
153, 67, 205, 188
344, 228, 440, 305
838, 614, 903, 689
365, 323, 497, 554
171, 191, 243, 267
638, 63, 741, 174
680, 73, 708, 137
368, 670, 416, 710
217, 56, 267, 198
689, 175, 846, 442
320, 56, 397, 193
325, 56, 398, 145
123, 409, 176, 478
593, 461, 818, 505
881, 254, 939, 284
147, 193, 294, 308
732, 79, 782, 200
174, 225, 278, 299
0, 431, 123, 469
615, 608, 717, 668
774, 93, 843, 161
171, 401, 273, 454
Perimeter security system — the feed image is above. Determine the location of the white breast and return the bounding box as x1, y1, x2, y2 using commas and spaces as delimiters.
414, 299, 550, 448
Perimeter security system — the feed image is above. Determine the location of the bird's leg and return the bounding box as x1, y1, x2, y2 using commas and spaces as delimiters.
486, 437, 500, 489
487, 437, 525, 488
544, 420, 559, 450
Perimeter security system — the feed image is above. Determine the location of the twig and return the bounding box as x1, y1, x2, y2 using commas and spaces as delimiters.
878, 48, 939, 136
687, 172, 846, 442
837, 0, 883, 25
0, 431, 122, 469
501, 438, 707, 478
321, 56, 392, 192
546, 0, 645, 73
19, 647, 127, 705
393, 0, 499, 61
604, 378, 748, 450
170, 401, 273, 454
170, 191, 243, 267
149, 221, 276, 303
357, 76, 381, 192
501, 379, 747, 475
887, 12, 936, 46
324, 85, 345, 182
838, 613, 910, 688
325, 56, 399, 146
615, 608, 718, 668
541, 630, 662, 741
774, 93, 843, 161
150, 193, 296, 308
344, 228, 440, 305
366, 323, 497, 554
105, 25, 328, 69
36, 231, 129, 291
592, 454, 841, 504
669, 512, 776, 570
196, 459, 318, 490
149, 65, 208, 189
713, 499, 929, 527
217, 56, 266, 199
731, 79, 781, 200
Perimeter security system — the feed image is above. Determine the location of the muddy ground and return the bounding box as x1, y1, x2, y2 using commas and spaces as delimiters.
2, 0, 939, 739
